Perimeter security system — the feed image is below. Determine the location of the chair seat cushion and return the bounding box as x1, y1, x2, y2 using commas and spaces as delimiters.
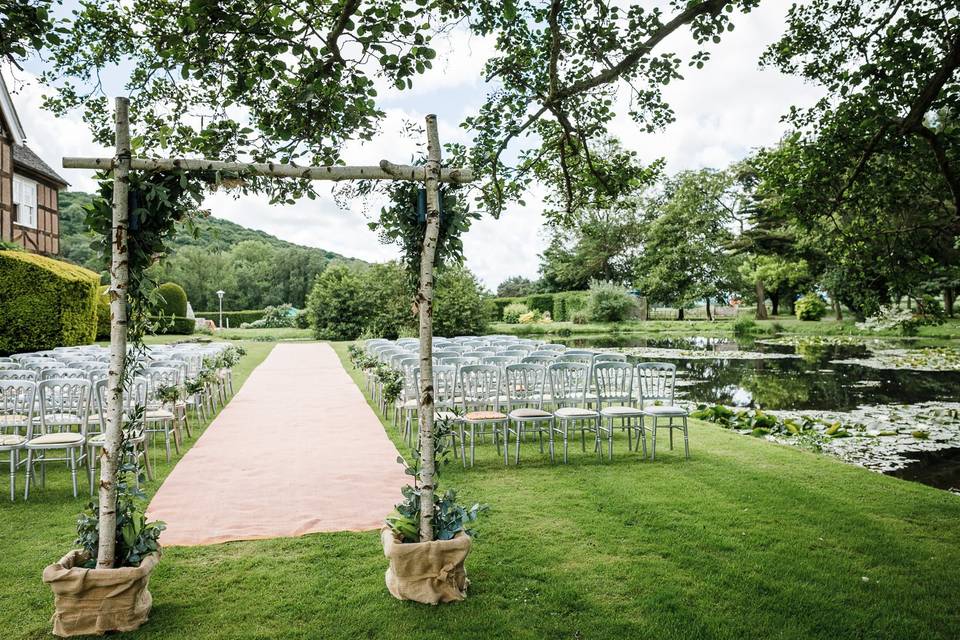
600, 406, 645, 417
0, 434, 26, 447
28, 432, 85, 446
0, 413, 31, 424
464, 410, 507, 421
146, 409, 175, 420
509, 408, 552, 419
643, 405, 688, 416
555, 407, 599, 418
87, 431, 143, 447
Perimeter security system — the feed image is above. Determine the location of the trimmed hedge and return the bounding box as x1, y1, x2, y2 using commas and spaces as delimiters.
96, 285, 111, 339
486, 291, 592, 322
148, 316, 195, 335
156, 282, 188, 317
194, 310, 266, 326
0, 250, 99, 355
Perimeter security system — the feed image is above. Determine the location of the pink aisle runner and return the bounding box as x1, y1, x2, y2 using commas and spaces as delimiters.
147, 342, 407, 546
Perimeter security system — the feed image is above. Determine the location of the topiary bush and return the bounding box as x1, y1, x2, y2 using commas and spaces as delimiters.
587, 280, 637, 322
155, 282, 188, 317
149, 316, 195, 335
795, 293, 828, 321
502, 302, 530, 324
486, 296, 520, 322
96, 285, 111, 339
0, 250, 99, 355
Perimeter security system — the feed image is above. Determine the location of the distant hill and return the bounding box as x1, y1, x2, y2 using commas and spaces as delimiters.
58, 191, 361, 271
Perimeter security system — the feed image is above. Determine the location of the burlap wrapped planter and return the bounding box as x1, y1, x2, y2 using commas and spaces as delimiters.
381, 528, 471, 604
42, 550, 160, 637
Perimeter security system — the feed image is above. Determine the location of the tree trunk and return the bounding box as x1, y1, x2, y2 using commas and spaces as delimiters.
677, 307, 684, 321
831, 292, 843, 321
754, 279, 768, 320
97, 97, 131, 569
705, 297, 712, 321
416, 114, 442, 543
945, 287, 955, 317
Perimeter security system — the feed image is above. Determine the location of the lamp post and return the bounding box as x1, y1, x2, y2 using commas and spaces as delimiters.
216, 290, 225, 329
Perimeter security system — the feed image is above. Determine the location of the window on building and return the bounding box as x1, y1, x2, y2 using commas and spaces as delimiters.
12, 175, 38, 228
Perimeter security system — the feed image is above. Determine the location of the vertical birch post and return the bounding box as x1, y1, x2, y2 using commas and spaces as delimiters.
96, 97, 131, 569
416, 114, 442, 542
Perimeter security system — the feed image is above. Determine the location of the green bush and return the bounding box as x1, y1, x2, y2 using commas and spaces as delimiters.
502, 302, 530, 324
733, 316, 757, 336
486, 296, 521, 322
362, 262, 416, 339
526, 293, 554, 315
433, 265, 487, 336
155, 282, 188, 317
194, 310, 265, 326
795, 293, 828, 321
306, 263, 370, 340
0, 250, 99, 355
571, 310, 590, 324
553, 290, 589, 321
149, 316, 195, 335
96, 285, 111, 339
587, 281, 636, 322
241, 304, 296, 329
294, 308, 310, 329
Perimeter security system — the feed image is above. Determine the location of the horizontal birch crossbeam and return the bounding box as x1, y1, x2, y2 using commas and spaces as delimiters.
62, 156, 474, 184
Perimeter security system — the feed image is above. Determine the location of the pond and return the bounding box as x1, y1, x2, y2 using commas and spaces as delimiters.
561, 333, 960, 494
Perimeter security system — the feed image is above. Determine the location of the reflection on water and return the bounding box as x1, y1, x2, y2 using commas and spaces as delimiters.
561, 333, 960, 492
561, 334, 960, 411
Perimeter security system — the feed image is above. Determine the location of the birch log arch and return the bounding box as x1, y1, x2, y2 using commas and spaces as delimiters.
66, 97, 474, 568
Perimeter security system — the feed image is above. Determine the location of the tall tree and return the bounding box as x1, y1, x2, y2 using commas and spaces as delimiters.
0, 0, 57, 60
634, 169, 741, 318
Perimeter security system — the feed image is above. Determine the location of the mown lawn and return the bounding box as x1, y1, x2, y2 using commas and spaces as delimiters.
2, 339, 959, 639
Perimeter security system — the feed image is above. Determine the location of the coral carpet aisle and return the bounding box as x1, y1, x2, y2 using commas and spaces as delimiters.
147, 342, 407, 546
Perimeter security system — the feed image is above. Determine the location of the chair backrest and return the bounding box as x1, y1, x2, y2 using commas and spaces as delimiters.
459, 364, 501, 411
38, 378, 91, 431
0, 362, 22, 370
564, 349, 595, 356
0, 369, 38, 382
94, 377, 149, 433
432, 350, 459, 360
415, 365, 459, 407
40, 367, 87, 381
594, 353, 627, 363
521, 355, 555, 364
0, 379, 36, 437
397, 358, 419, 400
594, 362, 634, 407
501, 350, 530, 360
635, 362, 676, 405
556, 354, 594, 366
504, 363, 546, 410
538, 343, 566, 352
547, 362, 590, 408
482, 355, 517, 367
461, 351, 488, 360
147, 367, 181, 401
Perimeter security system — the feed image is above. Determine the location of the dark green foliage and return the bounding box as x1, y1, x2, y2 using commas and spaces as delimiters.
552, 291, 589, 321
502, 302, 529, 324
306, 263, 371, 341
433, 265, 487, 337
155, 282, 188, 317
75, 422, 165, 568
96, 285, 111, 340
0, 0, 56, 60
795, 294, 828, 321
362, 262, 416, 340
526, 293, 553, 315
60, 192, 362, 311
486, 297, 521, 322
587, 281, 636, 322
149, 316, 195, 335
386, 413, 487, 543
733, 317, 758, 337
194, 310, 265, 326
496, 276, 538, 298
0, 250, 99, 355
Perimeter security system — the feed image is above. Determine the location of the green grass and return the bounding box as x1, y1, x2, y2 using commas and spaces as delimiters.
2, 339, 959, 639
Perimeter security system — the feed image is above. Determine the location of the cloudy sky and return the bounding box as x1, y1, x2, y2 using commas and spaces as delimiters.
5, 2, 821, 290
